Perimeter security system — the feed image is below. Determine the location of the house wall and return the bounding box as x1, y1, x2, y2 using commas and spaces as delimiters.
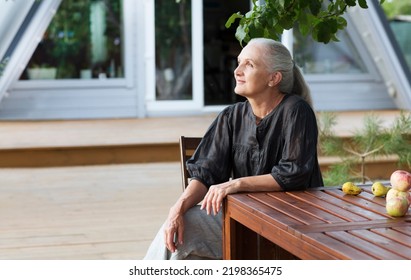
0, 0, 404, 120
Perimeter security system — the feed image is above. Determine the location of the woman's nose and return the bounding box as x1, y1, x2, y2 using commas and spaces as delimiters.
234, 65, 242, 76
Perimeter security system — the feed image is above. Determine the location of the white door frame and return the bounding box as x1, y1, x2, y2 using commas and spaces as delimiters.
145, 0, 204, 117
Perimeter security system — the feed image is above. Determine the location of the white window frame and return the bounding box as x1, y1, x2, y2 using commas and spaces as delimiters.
145, 0, 204, 116
13, 0, 135, 91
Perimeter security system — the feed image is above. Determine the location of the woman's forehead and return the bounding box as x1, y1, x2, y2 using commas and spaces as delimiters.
239, 44, 263, 60
238, 43, 265, 62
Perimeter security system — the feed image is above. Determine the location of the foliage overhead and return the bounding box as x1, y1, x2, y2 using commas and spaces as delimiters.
226, 0, 386, 46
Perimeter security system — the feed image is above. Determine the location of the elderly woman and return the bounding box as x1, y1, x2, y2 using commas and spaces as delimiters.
144, 38, 323, 260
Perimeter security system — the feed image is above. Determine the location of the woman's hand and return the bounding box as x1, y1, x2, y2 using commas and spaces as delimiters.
201, 179, 240, 215
200, 175, 281, 215
164, 207, 184, 253
163, 180, 209, 253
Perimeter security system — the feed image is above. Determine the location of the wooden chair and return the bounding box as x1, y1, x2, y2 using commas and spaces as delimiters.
179, 136, 202, 191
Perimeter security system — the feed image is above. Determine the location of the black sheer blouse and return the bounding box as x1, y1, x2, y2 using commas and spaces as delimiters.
187, 94, 324, 191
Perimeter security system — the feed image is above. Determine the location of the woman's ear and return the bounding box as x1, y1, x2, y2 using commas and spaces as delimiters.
269, 72, 282, 87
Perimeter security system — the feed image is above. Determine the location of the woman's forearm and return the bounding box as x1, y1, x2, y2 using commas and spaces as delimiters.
234, 174, 283, 193
171, 179, 208, 215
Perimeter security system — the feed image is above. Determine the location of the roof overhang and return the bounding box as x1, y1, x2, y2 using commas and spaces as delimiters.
0, 0, 62, 103
347, 0, 411, 110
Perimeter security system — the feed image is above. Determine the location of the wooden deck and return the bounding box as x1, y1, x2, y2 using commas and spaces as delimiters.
0, 162, 181, 259
0, 110, 406, 259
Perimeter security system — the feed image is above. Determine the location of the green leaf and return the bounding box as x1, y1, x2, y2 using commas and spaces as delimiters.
309, 0, 322, 16
254, 18, 263, 30
315, 21, 333, 43
225, 12, 243, 28
345, 0, 356, 7
298, 0, 311, 9
267, 15, 278, 27
337, 16, 348, 28
265, 26, 282, 40
329, 18, 339, 33
245, 10, 254, 19
298, 10, 310, 36
235, 25, 248, 46
279, 17, 296, 30
330, 33, 340, 42
358, 0, 368, 9
249, 22, 265, 38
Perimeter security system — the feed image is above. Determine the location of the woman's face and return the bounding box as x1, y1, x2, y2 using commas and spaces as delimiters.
234, 43, 273, 98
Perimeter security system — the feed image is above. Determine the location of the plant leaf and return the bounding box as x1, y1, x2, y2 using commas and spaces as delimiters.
358, 0, 368, 9
235, 25, 248, 46
225, 12, 243, 28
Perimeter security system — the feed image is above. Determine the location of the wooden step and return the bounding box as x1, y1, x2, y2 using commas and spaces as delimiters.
0, 144, 400, 181
0, 143, 180, 167
0, 116, 216, 167
0, 110, 405, 179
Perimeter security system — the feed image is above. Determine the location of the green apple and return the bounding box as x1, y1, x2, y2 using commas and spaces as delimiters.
386, 197, 409, 217
371, 182, 390, 197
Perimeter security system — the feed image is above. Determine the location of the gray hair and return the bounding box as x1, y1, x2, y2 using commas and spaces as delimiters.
247, 38, 313, 107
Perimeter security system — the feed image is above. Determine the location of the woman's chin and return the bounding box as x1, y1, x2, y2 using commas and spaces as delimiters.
234, 88, 244, 95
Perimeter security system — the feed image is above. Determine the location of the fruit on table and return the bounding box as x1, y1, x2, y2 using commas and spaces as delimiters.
386, 196, 409, 217
386, 188, 411, 205
342, 182, 362, 195
390, 170, 411, 192
371, 182, 390, 197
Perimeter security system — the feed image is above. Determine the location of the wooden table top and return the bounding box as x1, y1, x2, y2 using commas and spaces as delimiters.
224, 185, 411, 259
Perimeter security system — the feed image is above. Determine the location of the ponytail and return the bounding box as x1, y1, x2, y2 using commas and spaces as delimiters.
292, 63, 313, 107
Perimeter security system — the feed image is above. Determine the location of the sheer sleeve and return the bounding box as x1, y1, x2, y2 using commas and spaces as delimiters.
271, 100, 320, 191
186, 108, 233, 188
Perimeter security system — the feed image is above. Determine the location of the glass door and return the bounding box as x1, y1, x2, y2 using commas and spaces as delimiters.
146, 0, 202, 115
155, 0, 192, 100
202, 0, 249, 107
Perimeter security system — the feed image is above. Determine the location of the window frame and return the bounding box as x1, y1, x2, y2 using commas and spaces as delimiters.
145, 0, 204, 116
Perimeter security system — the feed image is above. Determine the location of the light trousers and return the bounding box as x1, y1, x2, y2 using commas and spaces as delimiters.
143, 205, 222, 260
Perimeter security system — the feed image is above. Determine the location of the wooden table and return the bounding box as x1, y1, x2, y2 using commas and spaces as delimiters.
223, 186, 411, 259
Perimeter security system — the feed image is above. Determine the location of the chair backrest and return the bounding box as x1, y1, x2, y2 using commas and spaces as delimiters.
179, 136, 202, 191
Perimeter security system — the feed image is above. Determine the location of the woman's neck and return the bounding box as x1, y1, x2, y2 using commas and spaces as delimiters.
250, 92, 285, 124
